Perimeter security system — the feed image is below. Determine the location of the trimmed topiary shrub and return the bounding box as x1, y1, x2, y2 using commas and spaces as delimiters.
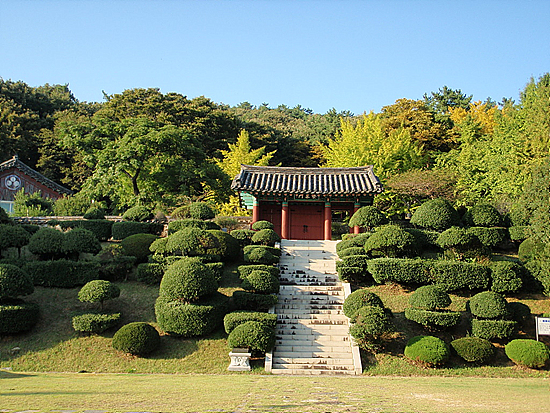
348, 206, 388, 230
507, 301, 532, 329
489, 261, 524, 293
227, 320, 275, 352
508, 226, 531, 242
78, 280, 120, 308
168, 219, 220, 234
0, 264, 34, 300
405, 308, 461, 330
243, 245, 282, 257
28, 227, 64, 259
164, 227, 218, 257
94, 244, 136, 281
72, 312, 121, 334
232, 291, 278, 311
343, 289, 384, 318
349, 305, 393, 350
337, 246, 367, 258
340, 255, 369, 271
0, 224, 31, 255
404, 335, 450, 367
111, 221, 163, 240
0, 300, 40, 334
251, 220, 274, 231
238, 264, 279, 280
159, 257, 217, 303
409, 285, 451, 310
230, 229, 256, 247
436, 227, 485, 259
430, 261, 491, 292
410, 198, 460, 231
188, 202, 215, 220
471, 319, 517, 340
243, 247, 279, 265
450, 337, 495, 364
251, 229, 281, 246
77, 220, 113, 241
463, 204, 502, 227
364, 225, 415, 258
121, 233, 158, 263
467, 227, 507, 249
83, 207, 105, 220
335, 264, 369, 284
23, 260, 100, 288
468, 291, 509, 319
518, 237, 546, 262
122, 206, 153, 222
206, 230, 240, 262
136, 263, 165, 284
62, 228, 102, 258
223, 311, 278, 334
367, 258, 431, 285
0, 207, 11, 224
505, 339, 550, 368
205, 262, 224, 282
241, 270, 280, 294
214, 216, 239, 231
405, 228, 440, 253
112, 322, 160, 356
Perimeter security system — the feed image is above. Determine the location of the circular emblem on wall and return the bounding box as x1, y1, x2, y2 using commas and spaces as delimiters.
5, 174, 22, 191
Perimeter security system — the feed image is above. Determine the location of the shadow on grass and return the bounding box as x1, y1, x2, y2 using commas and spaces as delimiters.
0, 370, 36, 379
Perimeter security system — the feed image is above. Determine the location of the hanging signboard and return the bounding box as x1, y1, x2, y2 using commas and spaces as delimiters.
535, 317, 550, 341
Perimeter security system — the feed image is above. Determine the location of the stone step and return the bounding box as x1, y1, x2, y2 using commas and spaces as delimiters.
277, 313, 348, 320
277, 291, 345, 298
272, 356, 354, 366
275, 308, 343, 315
274, 350, 353, 359
275, 341, 351, 350
278, 296, 345, 304
270, 369, 356, 375
276, 334, 350, 342
276, 326, 349, 335
272, 362, 355, 370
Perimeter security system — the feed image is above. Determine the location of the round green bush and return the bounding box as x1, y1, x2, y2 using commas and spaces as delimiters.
349, 206, 388, 230
343, 289, 384, 318
136, 263, 165, 285
223, 311, 278, 334
83, 207, 105, 220
122, 206, 153, 222
28, 227, 64, 258
78, 280, 120, 305
62, 228, 102, 256
471, 318, 517, 340
367, 258, 431, 285
242, 270, 280, 294
410, 198, 460, 231
243, 245, 281, 258
364, 225, 415, 258
518, 237, 546, 262
230, 229, 256, 247
489, 261, 524, 293
159, 257, 217, 302
232, 291, 278, 311
450, 337, 495, 364
467, 227, 507, 248
337, 247, 367, 258
168, 219, 220, 234
409, 285, 451, 311
0, 300, 40, 334
505, 339, 550, 369
0, 224, 31, 252
507, 301, 532, 327
436, 227, 482, 257
251, 220, 274, 231
251, 229, 281, 246
463, 204, 502, 227
171, 205, 190, 219
121, 233, 159, 263
468, 291, 509, 319
0, 264, 34, 300
227, 320, 275, 352
72, 312, 121, 334
165, 227, 218, 257
508, 226, 531, 242
214, 216, 239, 231
349, 305, 393, 349
405, 308, 461, 330
206, 230, 240, 262
243, 247, 279, 265
238, 264, 279, 280
111, 221, 163, 240
112, 322, 160, 356
188, 202, 215, 220
404, 335, 450, 367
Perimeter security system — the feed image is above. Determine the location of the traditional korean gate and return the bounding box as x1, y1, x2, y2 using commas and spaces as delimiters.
289, 203, 324, 240
259, 202, 282, 236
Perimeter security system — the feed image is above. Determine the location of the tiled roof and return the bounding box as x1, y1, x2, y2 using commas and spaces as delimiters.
231, 165, 383, 196
0, 156, 73, 195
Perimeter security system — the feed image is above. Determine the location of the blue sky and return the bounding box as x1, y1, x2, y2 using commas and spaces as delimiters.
1, 0, 549, 114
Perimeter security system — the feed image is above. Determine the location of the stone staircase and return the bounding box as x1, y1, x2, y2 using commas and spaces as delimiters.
265, 240, 362, 375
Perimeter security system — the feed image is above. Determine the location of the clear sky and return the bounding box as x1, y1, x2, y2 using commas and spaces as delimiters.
1, 0, 549, 114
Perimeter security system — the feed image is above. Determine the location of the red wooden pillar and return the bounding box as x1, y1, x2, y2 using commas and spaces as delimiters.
353, 202, 361, 234
281, 200, 289, 239
252, 198, 260, 225
324, 201, 332, 240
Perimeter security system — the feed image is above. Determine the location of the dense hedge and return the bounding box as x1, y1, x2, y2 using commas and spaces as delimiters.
404, 308, 461, 330
410, 198, 459, 231
164, 227, 218, 257
121, 233, 158, 263
450, 337, 495, 364
241, 270, 280, 294
349, 305, 393, 350
518, 237, 546, 262
336, 254, 371, 283
405, 228, 440, 252
251, 229, 281, 246
78, 280, 120, 305
507, 301, 532, 328
238, 264, 279, 279
243, 247, 279, 265
232, 291, 278, 311
62, 228, 102, 257
28, 227, 64, 259
508, 226, 531, 242
136, 263, 165, 284
72, 312, 121, 334
0, 264, 34, 299
0, 224, 30, 252
206, 230, 240, 262
23, 260, 100, 288
112, 322, 160, 356
251, 220, 274, 231
0, 300, 40, 334
227, 320, 275, 352
468, 291, 509, 319
367, 258, 431, 285
404, 335, 450, 367
467, 227, 507, 249
188, 202, 215, 220
205, 262, 224, 282
230, 229, 256, 247
71, 219, 114, 242
337, 246, 367, 258
505, 339, 550, 369
462, 204, 502, 227
489, 261, 524, 293
159, 257, 217, 303
471, 319, 517, 340
122, 206, 153, 222
430, 261, 490, 292
436, 227, 484, 258
348, 206, 388, 229
243, 245, 282, 257
223, 311, 278, 334
363, 225, 415, 258
343, 289, 384, 318
167, 219, 220, 234
409, 285, 451, 310
83, 207, 105, 220
111, 221, 163, 240
94, 244, 136, 281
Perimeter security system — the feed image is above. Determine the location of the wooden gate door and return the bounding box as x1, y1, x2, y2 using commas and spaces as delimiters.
289, 203, 323, 240
259, 203, 282, 236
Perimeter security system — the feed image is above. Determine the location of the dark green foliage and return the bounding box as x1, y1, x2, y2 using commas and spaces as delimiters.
168, 219, 220, 234
111, 221, 163, 240
238, 264, 279, 280
206, 230, 240, 262
489, 261, 524, 293
463, 204, 502, 227
112, 322, 160, 356
450, 337, 495, 364
505, 339, 550, 369
251, 220, 274, 231
20, 224, 41, 235
62, 228, 102, 257
468, 291, 509, 319
242, 270, 280, 294
164, 227, 218, 257
83, 207, 105, 220
335, 265, 369, 284
159, 257, 217, 303
430, 261, 490, 292
171, 205, 190, 219
0, 207, 11, 224
508, 226, 531, 242
72, 312, 121, 334
0, 300, 40, 334
23, 260, 100, 288
409, 285, 451, 310
188, 202, 215, 220
343, 289, 384, 318
94, 244, 136, 281
518, 237, 546, 262
78, 280, 120, 305
467, 227, 507, 248
155, 292, 229, 337
28, 227, 64, 258
405, 228, 440, 252
349, 305, 393, 350
0, 224, 30, 252
243, 245, 281, 257
223, 311, 278, 334
524, 260, 550, 296
364, 225, 415, 258
348, 206, 388, 229
232, 291, 278, 311
122, 206, 153, 222
404, 308, 461, 330
337, 247, 367, 258
404, 335, 450, 367
230, 229, 255, 247
251, 229, 281, 246
136, 263, 165, 284
436, 227, 484, 259
149, 237, 169, 255
0, 264, 34, 300
205, 262, 224, 282
341, 255, 369, 270
367, 258, 431, 285
227, 321, 275, 352
214, 216, 239, 231
76, 220, 113, 242
120, 233, 158, 263
471, 319, 517, 340
507, 301, 532, 328
410, 198, 460, 231
243, 247, 278, 265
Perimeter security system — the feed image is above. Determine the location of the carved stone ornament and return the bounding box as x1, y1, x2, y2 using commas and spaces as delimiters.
228, 348, 252, 371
